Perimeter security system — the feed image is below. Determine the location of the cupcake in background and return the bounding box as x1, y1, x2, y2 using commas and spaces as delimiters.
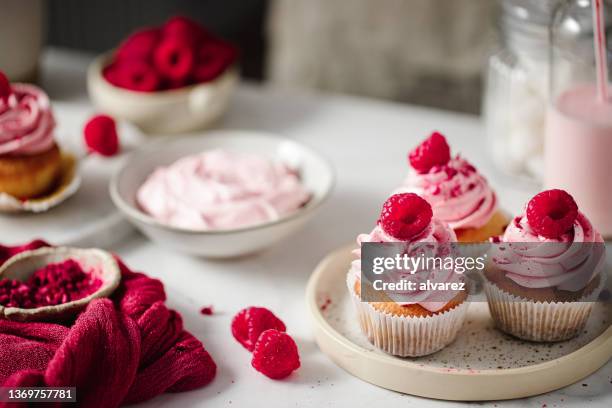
484, 189, 606, 342
348, 193, 468, 357
395, 132, 507, 242
0, 71, 61, 199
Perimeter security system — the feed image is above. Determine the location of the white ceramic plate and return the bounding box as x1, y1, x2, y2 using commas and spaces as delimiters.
306, 244, 612, 401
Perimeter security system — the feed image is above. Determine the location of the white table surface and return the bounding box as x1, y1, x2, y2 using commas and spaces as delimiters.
37, 48, 611, 407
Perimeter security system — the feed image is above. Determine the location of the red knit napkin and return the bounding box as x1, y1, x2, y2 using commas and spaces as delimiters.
0, 241, 216, 407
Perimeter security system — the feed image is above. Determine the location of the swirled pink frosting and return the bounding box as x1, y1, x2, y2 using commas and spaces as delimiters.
0, 84, 56, 156
492, 211, 605, 291
396, 156, 497, 229
137, 149, 311, 230
350, 218, 462, 312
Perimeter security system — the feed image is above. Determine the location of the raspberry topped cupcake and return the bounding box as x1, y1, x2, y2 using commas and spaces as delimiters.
348, 193, 468, 357
0, 73, 61, 199
396, 132, 507, 242
484, 189, 606, 342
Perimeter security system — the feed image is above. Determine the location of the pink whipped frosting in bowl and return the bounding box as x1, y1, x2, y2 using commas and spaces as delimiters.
396, 156, 497, 230
350, 217, 462, 312
0, 84, 56, 156
136, 149, 312, 231
110, 131, 334, 257
492, 211, 605, 292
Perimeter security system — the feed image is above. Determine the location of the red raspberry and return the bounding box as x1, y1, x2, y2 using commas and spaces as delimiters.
115, 27, 161, 62
193, 40, 237, 83
231, 307, 286, 352
378, 193, 433, 240
153, 38, 195, 82
408, 132, 451, 173
104, 60, 160, 92
163, 15, 208, 45
251, 329, 300, 379
526, 189, 578, 238
0, 71, 11, 101
200, 305, 214, 315
84, 114, 120, 157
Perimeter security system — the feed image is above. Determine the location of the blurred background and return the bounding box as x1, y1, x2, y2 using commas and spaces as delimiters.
1, 0, 497, 114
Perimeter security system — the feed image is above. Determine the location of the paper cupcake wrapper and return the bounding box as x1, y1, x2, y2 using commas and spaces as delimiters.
347, 273, 469, 357
483, 279, 602, 342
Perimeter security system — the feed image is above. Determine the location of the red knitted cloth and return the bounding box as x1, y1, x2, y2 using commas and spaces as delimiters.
0, 241, 216, 407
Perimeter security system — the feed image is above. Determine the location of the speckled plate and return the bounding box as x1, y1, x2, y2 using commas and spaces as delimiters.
306, 244, 612, 401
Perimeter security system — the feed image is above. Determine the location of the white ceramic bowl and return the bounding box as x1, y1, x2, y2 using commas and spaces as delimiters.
87, 53, 238, 134
110, 131, 335, 258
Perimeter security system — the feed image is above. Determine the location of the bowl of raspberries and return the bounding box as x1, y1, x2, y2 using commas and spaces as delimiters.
87, 16, 238, 134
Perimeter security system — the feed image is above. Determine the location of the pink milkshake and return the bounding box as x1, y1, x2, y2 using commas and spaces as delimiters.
544, 84, 612, 238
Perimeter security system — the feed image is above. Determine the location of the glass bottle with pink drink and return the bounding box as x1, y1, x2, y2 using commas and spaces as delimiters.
545, 0, 612, 237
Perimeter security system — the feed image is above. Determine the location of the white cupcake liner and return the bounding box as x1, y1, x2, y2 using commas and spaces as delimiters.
483, 278, 603, 342
347, 273, 469, 357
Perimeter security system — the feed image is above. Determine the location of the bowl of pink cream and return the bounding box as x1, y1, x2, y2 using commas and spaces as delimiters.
110, 131, 334, 257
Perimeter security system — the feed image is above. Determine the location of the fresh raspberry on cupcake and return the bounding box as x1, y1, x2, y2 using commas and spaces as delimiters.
0, 71, 11, 101
378, 193, 433, 240
526, 189, 578, 239
408, 131, 451, 174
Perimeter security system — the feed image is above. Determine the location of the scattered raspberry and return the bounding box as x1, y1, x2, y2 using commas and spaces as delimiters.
153, 38, 195, 81
0, 71, 11, 101
115, 27, 161, 62
104, 60, 160, 92
526, 189, 578, 238
231, 307, 286, 351
200, 305, 214, 315
84, 114, 120, 157
378, 193, 433, 240
163, 15, 208, 44
251, 329, 300, 379
408, 132, 451, 173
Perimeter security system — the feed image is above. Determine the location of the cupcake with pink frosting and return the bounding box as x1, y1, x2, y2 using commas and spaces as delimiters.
396, 132, 508, 242
347, 192, 469, 357
484, 189, 606, 342
0, 72, 62, 199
